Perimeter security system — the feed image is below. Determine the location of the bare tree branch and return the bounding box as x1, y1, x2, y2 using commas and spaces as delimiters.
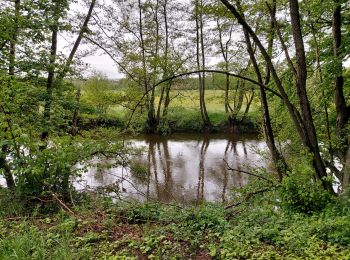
225, 187, 274, 210
58, 0, 97, 79
223, 159, 275, 184
125, 69, 284, 128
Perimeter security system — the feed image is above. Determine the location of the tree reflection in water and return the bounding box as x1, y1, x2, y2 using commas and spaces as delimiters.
77, 134, 265, 204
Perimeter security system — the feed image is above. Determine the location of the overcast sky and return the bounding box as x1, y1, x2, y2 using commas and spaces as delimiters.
66, 0, 350, 80
82, 53, 122, 79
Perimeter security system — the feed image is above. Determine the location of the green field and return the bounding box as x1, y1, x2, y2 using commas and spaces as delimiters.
103, 89, 260, 131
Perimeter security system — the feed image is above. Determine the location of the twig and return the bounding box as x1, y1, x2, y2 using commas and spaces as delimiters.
225, 201, 242, 209
69, 189, 76, 208
84, 36, 139, 84
51, 193, 75, 215
225, 187, 273, 210
223, 159, 275, 184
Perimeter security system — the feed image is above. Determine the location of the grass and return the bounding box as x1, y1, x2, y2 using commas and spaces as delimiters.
168, 89, 229, 112
107, 89, 259, 114
82, 89, 260, 133
1, 191, 349, 259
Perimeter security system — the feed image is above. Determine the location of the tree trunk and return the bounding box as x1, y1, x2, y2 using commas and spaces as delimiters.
41, 1, 60, 141
49, 0, 96, 137
1, 0, 21, 189
221, 0, 333, 191
195, 0, 204, 122
8, 0, 20, 76
220, 0, 307, 145
225, 74, 230, 113
242, 25, 286, 181
160, 0, 171, 119
195, 0, 210, 127
148, 0, 160, 131
138, 0, 156, 131
162, 82, 171, 118
0, 146, 15, 189
138, 0, 150, 114
199, 0, 210, 126
216, 18, 231, 114
70, 85, 81, 136
289, 0, 332, 191
59, 0, 96, 80
310, 22, 333, 161
332, 1, 349, 160
242, 92, 254, 122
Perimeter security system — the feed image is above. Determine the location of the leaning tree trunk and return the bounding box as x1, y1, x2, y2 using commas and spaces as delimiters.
242, 24, 286, 181
289, 0, 333, 192
61, 0, 96, 135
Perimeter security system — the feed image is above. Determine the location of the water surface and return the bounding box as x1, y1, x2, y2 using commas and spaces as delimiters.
76, 133, 266, 204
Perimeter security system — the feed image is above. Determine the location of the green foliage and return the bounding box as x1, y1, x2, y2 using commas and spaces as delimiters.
129, 160, 148, 182
0, 221, 73, 260
1, 194, 349, 259
155, 118, 172, 135
280, 157, 333, 214
167, 107, 203, 132
81, 73, 118, 115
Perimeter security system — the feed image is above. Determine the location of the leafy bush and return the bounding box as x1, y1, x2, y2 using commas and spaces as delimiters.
280, 171, 333, 214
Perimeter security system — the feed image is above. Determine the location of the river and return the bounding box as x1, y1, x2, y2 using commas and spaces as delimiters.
75, 133, 266, 204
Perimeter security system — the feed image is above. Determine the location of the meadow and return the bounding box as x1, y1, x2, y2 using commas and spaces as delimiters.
85, 88, 261, 133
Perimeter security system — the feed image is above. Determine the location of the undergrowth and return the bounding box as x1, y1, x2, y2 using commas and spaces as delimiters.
0, 189, 349, 259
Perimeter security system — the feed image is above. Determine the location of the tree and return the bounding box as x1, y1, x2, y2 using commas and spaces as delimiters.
219, 0, 350, 193
194, 0, 211, 127
0, 0, 98, 195
81, 73, 113, 114
89, 0, 189, 132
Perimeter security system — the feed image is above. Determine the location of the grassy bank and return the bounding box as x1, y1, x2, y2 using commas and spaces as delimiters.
80, 89, 260, 133
1, 191, 349, 259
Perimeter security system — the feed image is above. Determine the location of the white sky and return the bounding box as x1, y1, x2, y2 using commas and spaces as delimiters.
82, 53, 122, 79
66, 0, 350, 80
57, 0, 122, 79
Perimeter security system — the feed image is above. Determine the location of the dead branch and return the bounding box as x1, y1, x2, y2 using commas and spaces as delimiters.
223, 159, 275, 184
51, 193, 75, 215
225, 187, 274, 210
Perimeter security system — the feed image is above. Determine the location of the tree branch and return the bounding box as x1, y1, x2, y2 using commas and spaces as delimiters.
84, 36, 140, 84
225, 187, 275, 209
58, 0, 97, 79
223, 159, 275, 184
125, 69, 283, 128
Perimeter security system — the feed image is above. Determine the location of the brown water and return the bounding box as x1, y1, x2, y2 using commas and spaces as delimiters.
75, 133, 266, 204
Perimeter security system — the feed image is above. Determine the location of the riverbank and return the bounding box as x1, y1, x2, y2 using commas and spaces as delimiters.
78, 107, 260, 135
1, 191, 349, 259
78, 89, 261, 134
